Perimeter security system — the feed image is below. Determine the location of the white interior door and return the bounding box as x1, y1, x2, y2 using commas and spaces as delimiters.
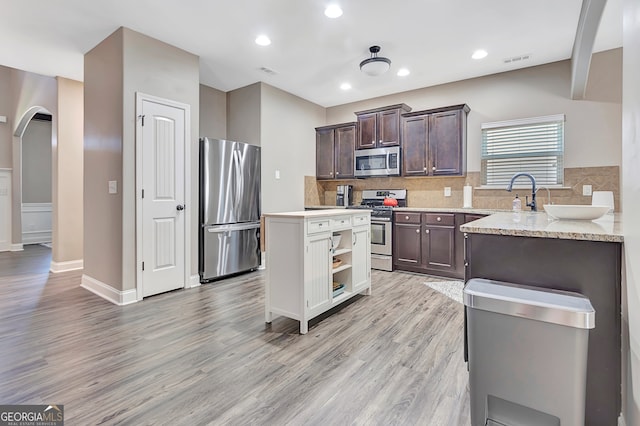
140, 99, 185, 297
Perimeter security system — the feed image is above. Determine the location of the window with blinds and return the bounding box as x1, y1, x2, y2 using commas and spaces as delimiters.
481, 114, 564, 187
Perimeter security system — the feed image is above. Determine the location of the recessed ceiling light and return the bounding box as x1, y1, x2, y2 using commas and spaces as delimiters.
340, 82, 351, 90
397, 68, 410, 77
472, 49, 488, 60
325, 4, 343, 18
255, 35, 271, 46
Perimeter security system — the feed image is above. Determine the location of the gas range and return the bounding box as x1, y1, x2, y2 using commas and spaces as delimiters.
347, 189, 406, 272
347, 189, 407, 221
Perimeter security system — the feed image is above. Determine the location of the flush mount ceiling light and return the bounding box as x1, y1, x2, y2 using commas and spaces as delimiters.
360, 46, 391, 76
340, 82, 351, 90
397, 68, 410, 77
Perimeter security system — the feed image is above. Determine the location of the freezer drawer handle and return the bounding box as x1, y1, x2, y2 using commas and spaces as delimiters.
207, 223, 260, 233
176, 204, 185, 211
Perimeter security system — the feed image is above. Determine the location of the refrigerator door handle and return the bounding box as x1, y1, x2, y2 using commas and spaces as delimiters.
233, 149, 242, 215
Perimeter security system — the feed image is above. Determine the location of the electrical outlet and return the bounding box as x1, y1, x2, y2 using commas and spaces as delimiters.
444, 187, 452, 197
583, 185, 592, 196
275, 170, 281, 180
108, 180, 117, 194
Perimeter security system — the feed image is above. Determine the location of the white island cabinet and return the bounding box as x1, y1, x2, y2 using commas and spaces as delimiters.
264, 209, 371, 334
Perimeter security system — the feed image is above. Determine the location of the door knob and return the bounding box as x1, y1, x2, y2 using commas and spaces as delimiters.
176, 204, 185, 211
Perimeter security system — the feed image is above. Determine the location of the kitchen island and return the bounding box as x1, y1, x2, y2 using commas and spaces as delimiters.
461, 211, 623, 426
264, 209, 371, 334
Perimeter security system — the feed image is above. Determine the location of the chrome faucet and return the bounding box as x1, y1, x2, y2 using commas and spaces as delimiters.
506, 172, 537, 211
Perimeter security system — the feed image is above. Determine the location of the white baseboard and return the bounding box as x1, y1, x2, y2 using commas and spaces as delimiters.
81, 274, 138, 306
22, 230, 52, 245
50, 259, 83, 273
258, 251, 266, 270
11, 243, 23, 251
187, 274, 201, 288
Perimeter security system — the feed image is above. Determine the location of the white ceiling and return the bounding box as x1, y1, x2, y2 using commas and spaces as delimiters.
0, 0, 622, 108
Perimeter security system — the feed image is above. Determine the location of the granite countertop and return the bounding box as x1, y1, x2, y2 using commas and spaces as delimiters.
461, 211, 624, 243
304, 205, 503, 215
264, 209, 370, 219
393, 207, 504, 215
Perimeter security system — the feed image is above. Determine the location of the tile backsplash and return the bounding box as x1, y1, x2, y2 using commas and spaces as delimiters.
305, 166, 620, 212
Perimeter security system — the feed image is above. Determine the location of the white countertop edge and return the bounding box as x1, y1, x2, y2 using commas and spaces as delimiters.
264, 209, 370, 219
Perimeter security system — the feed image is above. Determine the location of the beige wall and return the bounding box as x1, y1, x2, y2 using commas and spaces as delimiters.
0, 66, 12, 169
84, 27, 200, 292
622, 0, 640, 423
260, 83, 325, 213
227, 83, 261, 145
21, 118, 52, 203
55, 77, 83, 264
327, 49, 622, 172
200, 84, 226, 139
122, 27, 200, 290
84, 28, 124, 288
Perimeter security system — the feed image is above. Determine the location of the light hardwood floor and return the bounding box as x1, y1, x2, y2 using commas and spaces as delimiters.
0, 245, 470, 425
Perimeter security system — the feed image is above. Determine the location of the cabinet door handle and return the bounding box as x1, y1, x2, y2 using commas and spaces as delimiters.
415, 229, 420, 234
423, 167, 427, 171
432, 166, 436, 171
425, 229, 430, 234
405, 215, 410, 220
437, 217, 442, 222
353, 234, 357, 245
336, 172, 339, 175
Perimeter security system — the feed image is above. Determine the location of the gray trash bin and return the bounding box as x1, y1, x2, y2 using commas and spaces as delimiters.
464, 278, 595, 426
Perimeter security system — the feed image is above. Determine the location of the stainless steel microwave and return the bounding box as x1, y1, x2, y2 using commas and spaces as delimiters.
354, 146, 401, 177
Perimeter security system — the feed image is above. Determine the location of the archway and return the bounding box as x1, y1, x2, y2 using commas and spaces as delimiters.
11, 106, 54, 251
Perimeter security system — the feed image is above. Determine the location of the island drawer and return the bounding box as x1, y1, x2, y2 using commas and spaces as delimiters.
394, 212, 421, 224
331, 216, 352, 230
307, 219, 331, 234
424, 213, 455, 226
352, 214, 370, 226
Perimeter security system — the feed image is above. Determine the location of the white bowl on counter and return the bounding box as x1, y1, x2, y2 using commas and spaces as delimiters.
543, 204, 610, 221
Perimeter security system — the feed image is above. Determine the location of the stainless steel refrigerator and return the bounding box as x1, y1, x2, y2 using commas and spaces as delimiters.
199, 138, 261, 282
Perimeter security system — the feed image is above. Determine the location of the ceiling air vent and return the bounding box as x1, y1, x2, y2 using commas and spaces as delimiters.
259, 67, 278, 76
503, 54, 531, 64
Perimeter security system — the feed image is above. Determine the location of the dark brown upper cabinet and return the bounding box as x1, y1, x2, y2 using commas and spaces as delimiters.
315, 122, 357, 180
355, 104, 411, 150
401, 104, 470, 176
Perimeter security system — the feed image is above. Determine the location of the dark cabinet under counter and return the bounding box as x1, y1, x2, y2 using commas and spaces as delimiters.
464, 232, 622, 426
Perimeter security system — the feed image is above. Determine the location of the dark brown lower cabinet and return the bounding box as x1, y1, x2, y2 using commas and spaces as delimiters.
394, 212, 459, 278
465, 233, 621, 426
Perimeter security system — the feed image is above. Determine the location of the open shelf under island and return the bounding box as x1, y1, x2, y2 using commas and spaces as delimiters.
264, 209, 371, 334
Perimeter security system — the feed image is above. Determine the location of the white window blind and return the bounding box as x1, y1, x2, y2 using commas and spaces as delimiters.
481, 114, 564, 186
